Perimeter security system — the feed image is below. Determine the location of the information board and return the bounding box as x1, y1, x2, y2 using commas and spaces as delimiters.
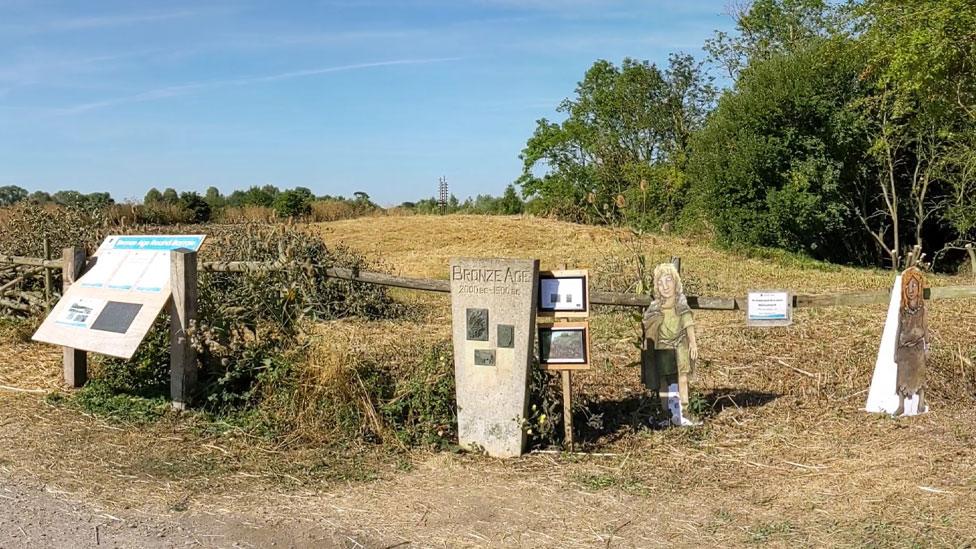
537, 321, 591, 370
537, 269, 589, 318
746, 289, 793, 327
33, 235, 205, 359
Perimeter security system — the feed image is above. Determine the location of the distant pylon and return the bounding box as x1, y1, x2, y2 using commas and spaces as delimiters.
438, 176, 449, 209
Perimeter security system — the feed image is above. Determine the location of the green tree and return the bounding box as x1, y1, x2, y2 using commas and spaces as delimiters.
28, 190, 51, 204
273, 190, 312, 218
517, 55, 715, 224
144, 188, 163, 204
235, 185, 279, 207
498, 184, 524, 215
855, 0, 976, 265
179, 192, 212, 223
704, 0, 841, 79
161, 188, 179, 204
690, 30, 875, 262
204, 186, 225, 209
0, 185, 28, 206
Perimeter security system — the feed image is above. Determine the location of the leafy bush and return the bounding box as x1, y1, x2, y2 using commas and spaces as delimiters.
689, 39, 875, 263
273, 189, 313, 219
362, 344, 457, 448
179, 192, 212, 223
179, 225, 399, 413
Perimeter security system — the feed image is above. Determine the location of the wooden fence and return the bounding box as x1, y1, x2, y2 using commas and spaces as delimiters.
3, 253, 976, 312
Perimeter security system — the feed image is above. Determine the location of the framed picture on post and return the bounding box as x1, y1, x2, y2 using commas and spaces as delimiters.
538, 269, 589, 318
538, 321, 590, 370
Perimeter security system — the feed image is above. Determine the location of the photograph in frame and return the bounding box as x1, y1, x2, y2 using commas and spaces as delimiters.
539, 325, 588, 365
538, 270, 589, 316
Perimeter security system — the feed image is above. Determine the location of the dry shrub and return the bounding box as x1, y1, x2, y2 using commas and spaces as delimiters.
81, 224, 413, 447
0, 202, 106, 257
261, 319, 456, 449
384, 206, 415, 217
310, 200, 359, 222
104, 203, 137, 225
216, 206, 275, 223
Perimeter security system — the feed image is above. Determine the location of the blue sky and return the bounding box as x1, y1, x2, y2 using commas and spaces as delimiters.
0, 0, 734, 205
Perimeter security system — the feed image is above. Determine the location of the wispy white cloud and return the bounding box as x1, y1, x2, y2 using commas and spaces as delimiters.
57, 57, 463, 114
44, 10, 199, 31
0, 49, 166, 93
0, 6, 228, 35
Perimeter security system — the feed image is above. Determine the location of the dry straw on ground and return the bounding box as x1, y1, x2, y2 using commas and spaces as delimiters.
0, 214, 974, 547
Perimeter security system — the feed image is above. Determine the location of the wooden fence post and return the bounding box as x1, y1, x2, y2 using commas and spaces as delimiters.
967, 244, 976, 281
43, 238, 53, 313
169, 249, 198, 410
561, 370, 574, 451
62, 247, 87, 388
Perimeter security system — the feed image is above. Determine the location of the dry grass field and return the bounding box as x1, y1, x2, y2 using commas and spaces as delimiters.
1, 214, 975, 547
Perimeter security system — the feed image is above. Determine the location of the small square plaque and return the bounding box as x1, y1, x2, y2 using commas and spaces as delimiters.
466, 308, 489, 341
91, 301, 143, 334
497, 324, 514, 348
474, 349, 496, 366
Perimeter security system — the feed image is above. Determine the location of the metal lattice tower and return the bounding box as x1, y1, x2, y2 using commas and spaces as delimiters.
438, 176, 449, 209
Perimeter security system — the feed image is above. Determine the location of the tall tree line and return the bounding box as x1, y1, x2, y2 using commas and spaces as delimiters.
517, 0, 976, 269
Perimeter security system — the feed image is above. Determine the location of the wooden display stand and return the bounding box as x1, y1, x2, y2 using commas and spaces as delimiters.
54, 246, 198, 410
536, 267, 591, 451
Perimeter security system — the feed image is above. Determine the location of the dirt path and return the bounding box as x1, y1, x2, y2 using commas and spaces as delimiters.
2, 387, 976, 548
0, 471, 352, 548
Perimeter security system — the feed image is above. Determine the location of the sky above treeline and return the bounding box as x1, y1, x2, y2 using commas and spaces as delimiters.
0, 0, 734, 205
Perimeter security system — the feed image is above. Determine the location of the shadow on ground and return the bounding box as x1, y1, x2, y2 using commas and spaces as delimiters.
573, 388, 780, 445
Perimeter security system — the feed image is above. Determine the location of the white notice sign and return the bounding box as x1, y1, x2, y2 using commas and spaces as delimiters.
33, 234, 205, 359
55, 297, 107, 328
106, 250, 154, 290
746, 290, 793, 327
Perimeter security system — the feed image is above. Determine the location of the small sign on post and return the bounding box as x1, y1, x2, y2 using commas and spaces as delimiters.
746, 290, 793, 327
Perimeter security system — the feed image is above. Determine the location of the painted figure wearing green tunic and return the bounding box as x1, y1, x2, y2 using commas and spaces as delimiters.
641, 263, 700, 425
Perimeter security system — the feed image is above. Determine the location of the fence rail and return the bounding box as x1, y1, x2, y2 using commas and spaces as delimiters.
3, 253, 976, 311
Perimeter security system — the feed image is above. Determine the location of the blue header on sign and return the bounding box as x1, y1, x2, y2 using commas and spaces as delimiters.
111, 235, 204, 252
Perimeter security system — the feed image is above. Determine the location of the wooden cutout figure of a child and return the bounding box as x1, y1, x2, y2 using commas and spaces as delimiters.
894, 266, 928, 416
642, 262, 700, 426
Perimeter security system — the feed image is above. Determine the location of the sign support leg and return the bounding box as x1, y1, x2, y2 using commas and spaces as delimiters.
169, 249, 198, 410
62, 247, 87, 388
561, 369, 574, 451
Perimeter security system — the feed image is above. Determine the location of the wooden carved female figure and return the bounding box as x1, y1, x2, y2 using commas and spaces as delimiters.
642, 262, 700, 425
894, 266, 928, 416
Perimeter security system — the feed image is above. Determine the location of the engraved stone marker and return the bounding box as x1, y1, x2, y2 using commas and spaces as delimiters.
450, 258, 539, 458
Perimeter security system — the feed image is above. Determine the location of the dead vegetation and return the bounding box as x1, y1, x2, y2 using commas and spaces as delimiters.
0, 214, 974, 546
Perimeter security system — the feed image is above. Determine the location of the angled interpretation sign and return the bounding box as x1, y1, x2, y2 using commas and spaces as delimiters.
33, 235, 205, 359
